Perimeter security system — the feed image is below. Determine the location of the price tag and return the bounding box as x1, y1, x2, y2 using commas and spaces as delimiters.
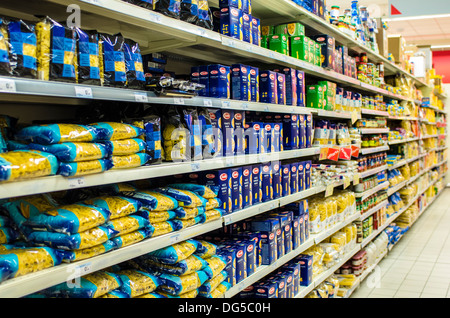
353, 173, 360, 185
75, 86, 93, 98
203, 99, 213, 107
343, 176, 351, 189
0, 78, 16, 93
134, 92, 148, 103
149, 12, 162, 23
76, 262, 93, 276
68, 177, 85, 189
170, 233, 181, 244
325, 184, 334, 197
241, 103, 249, 110
224, 215, 233, 225
263, 105, 270, 112
221, 100, 231, 108
197, 28, 207, 37
174, 97, 185, 105
191, 162, 200, 171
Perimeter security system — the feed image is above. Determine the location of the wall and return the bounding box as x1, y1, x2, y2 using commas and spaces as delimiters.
432, 51, 450, 84
444, 83, 450, 186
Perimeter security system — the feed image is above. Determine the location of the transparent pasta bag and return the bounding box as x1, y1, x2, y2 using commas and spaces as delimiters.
75, 28, 101, 86
197, 0, 213, 30
180, 0, 199, 24
7, 18, 37, 78
154, 0, 181, 19
99, 33, 127, 87
36, 17, 77, 83
0, 17, 12, 76
123, 39, 145, 89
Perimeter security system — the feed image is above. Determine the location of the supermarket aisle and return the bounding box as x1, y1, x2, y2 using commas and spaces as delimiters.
352, 188, 450, 298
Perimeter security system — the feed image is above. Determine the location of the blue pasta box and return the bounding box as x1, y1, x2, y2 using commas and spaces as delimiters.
251, 164, 262, 204
259, 70, 277, 104
251, 16, 260, 46
231, 167, 243, 211
254, 279, 277, 298
284, 262, 300, 295
231, 64, 250, 101
272, 122, 283, 152
190, 66, 200, 84
291, 215, 301, 249
276, 72, 286, 105
238, 285, 256, 298
282, 67, 297, 106
250, 228, 277, 265
236, 239, 256, 277
217, 245, 236, 286
281, 163, 291, 197
261, 123, 272, 154
220, 6, 243, 40
207, 108, 223, 158
242, 165, 252, 208
233, 110, 245, 155
269, 212, 290, 256
198, 65, 209, 96
296, 70, 305, 106
278, 210, 294, 254
298, 114, 306, 149
201, 169, 232, 215
219, 0, 242, 8
282, 114, 299, 150
303, 199, 310, 240
232, 242, 247, 282
281, 267, 295, 298
304, 160, 311, 189
249, 66, 259, 102
272, 274, 286, 298
298, 161, 305, 192
208, 64, 230, 99
242, 12, 252, 43
305, 113, 313, 148
235, 231, 262, 267
297, 254, 313, 286
221, 110, 235, 157
245, 122, 262, 154
261, 161, 273, 202
242, 0, 251, 14
290, 162, 299, 194
271, 160, 281, 199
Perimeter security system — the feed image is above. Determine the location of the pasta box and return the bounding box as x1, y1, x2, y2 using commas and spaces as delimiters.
245, 122, 262, 154
297, 254, 313, 286
242, 12, 252, 43
208, 64, 230, 99
298, 160, 305, 191
198, 65, 209, 96
249, 66, 259, 102
312, 34, 335, 70
219, 0, 242, 8
233, 110, 245, 155
296, 70, 305, 107
271, 160, 281, 199
281, 163, 291, 197
231, 167, 243, 211
272, 122, 283, 152
261, 161, 273, 202
216, 245, 236, 285
220, 6, 243, 40
200, 168, 232, 215
259, 70, 277, 104
207, 108, 223, 158
254, 279, 277, 298
221, 109, 235, 157
305, 113, 313, 148
269, 34, 288, 55
282, 67, 297, 106
231, 64, 251, 101
276, 72, 286, 105
242, 165, 252, 208
282, 114, 299, 150
251, 164, 262, 204
289, 161, 299, 194
251, 17, 260, 46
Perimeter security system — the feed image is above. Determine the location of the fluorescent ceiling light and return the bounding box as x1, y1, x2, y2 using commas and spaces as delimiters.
385, 13, 450, 21
431, 45, 450, 49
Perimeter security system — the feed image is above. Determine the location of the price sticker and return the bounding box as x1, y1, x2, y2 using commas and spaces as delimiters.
149, 12, 162, 23
174, 97, 185, 105
76, 262, 93, 276
0, 78, 16, 93
203, 99, 213, 107
221, 100, 231, 108
353, 173, 360, 185
68, 177, 85, 189
325, 184, 334, 197
75, 86, 93, 98
191, 162, 200, 171
343, 176, 351, 189
170, 233, 181, 244
351, 111, 359, 124
134, 92, 148, 103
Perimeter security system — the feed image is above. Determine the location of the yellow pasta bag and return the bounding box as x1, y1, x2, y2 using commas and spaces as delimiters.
117, 269, 160, 298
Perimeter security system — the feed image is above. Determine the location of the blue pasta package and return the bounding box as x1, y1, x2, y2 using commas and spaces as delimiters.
231, 64, 250, 101
208, 64, 230, 99
230, 167, 242, 211
241, 165, 252, 208
220, 6, 243, 40
242, 12, 252, 43
259, 70, 277, 104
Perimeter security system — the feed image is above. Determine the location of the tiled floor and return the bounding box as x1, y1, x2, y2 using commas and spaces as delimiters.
351, 188, 450, 298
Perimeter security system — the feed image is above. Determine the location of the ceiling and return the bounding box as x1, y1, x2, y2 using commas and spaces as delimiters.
326, 0, 450, 49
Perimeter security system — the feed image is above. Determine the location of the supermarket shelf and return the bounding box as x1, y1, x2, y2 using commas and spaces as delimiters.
313, 213, 360, 244
387, 180, 407, 197
0, 147, 321, 200
354, 181, 390, 201
388, 137, 419, 145
360, 165, 388, 179
421, 134, 439, 140
360, 146, 390, 155
388, 116, 419, 121
361, 109, 390, 117
313, 109, 361, 120
0, 218, 223, 298
359, 199, 389, 221
388, 159, 408, 171
359, 128, 390, 134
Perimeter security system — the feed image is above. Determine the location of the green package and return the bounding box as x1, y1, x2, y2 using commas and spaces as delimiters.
273, 22, 305, 37
315, 43, 321, 67
290, 35, 309, 61
261, 35, 270, 49
269, 34, 288, 55
261, 25, 274, 36
308, 39, 315, 64
306, 85, 325, 109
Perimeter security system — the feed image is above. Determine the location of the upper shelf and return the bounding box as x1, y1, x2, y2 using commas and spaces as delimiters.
0, 0, 423, 101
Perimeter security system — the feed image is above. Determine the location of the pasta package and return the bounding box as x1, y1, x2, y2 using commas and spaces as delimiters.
58, 158, 113, 177
29, 142, 110, 162
155, 187, 208, 208
138, 254, 208, 276
15, 123, 109, 145
201, 281, 231, 298
180, 0, 199, 24
59, 240, 117, 262
84, 196, 142, 220
199, 208, 223, 223
136, 209, 176, 223
28, 226, 117, 250
195, 240, 217, 259
173, 206, 205, 220
100, 290, 130, 298
198, 270, 227, 297
0, 17, 12, 76
102, 138, 147, 156
103, 215, 150, 237
90, 122, 144, 141
24, 203, 111, 235
136, 292, 166, 298
111, 227, 154, 249
167, 183, 217, 199
124, 190, 178, 211
118, 269, 160, 298
75, 28, 101, 85
111, 153, 150, 169
0, 247, 63, 283
123, 0, 155, 9
7, 19, 37, 78
128, 115, 162, 164
41, 271, 122, 298
0, 215, 12, 228
154, 0, 182, 18
157, 270, 209, 296
123, 39, 145, 89
145, 239, 200, 264
151, 221, 175, 237
0, 150, 59, 182
162, 106, 189, 162
99, 33, 126, 87
203, 255, 227, 280
170, 216, 202, 231
159, 289, 198, 298
0, 226, 20, 244
36, 17, 77, 83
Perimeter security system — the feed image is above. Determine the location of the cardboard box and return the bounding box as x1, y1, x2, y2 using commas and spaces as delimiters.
376, 18, 389, 59
269, 34, 289, 55
260, 70, 277, 104
220, 6, 243, 40
208, 64, 230, 99
231, 64, 251, 101
242, 12, 252, 43
388, 34, 406, 64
